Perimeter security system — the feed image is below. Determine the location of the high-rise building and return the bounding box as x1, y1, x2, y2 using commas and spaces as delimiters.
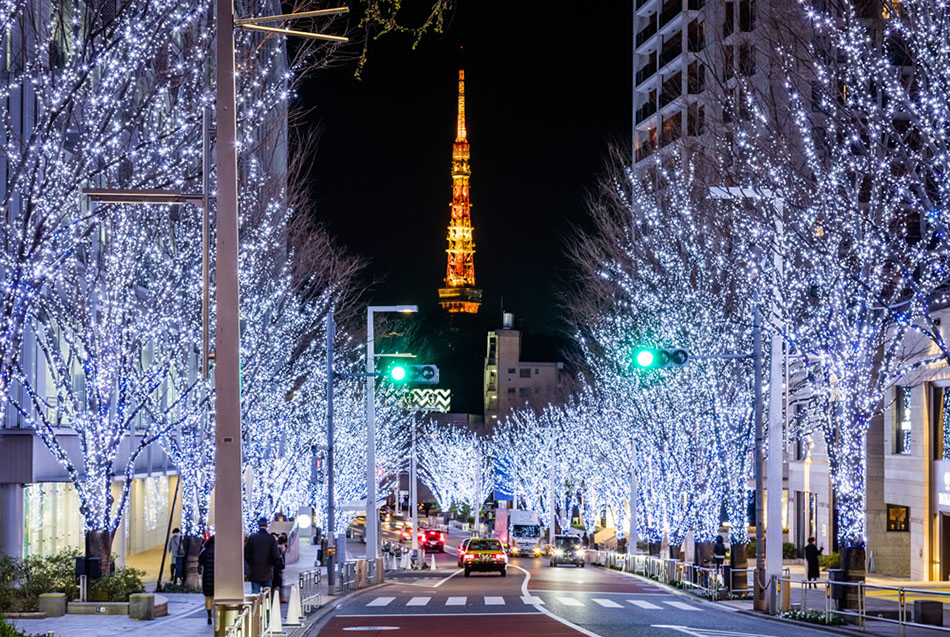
438, 70, 482, 314
484, 313, 564, 426
633, 0, 764, 165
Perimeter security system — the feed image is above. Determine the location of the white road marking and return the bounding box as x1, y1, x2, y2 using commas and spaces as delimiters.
628, 599, 662, 609
484, 596, 505, 605
557, 596, 583, 607
406, 596, 430, 606
652, 626, 775, 637
521, 595, 544, 605
665, 600, 701, 611
512, 565, 602, 637
445, 596, 466, 606
366, 596, 394, 607
592, 598, 623, 608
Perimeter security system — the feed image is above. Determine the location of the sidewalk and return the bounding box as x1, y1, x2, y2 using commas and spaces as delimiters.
10, 536, 338, 637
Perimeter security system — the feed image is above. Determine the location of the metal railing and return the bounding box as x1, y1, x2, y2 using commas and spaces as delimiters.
223, 587, 272, 637
780, 575, 950, 634
589, 550, 771, 601
298, 567, 322, 613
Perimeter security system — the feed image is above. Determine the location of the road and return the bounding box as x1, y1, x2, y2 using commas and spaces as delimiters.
308, 531, 833, 637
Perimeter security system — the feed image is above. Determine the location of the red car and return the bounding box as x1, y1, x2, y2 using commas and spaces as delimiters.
421, 529, 445, 552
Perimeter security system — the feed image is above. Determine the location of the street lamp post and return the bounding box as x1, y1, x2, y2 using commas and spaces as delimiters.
365, 305, 417, 571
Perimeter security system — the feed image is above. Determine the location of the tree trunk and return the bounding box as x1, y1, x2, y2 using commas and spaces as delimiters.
183, 535, 202, 589
842, 544, 866, 610
730, 542, 748, 592
85, 529, 113, 578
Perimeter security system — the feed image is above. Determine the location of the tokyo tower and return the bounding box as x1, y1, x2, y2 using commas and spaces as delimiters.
438, 69, 482, 314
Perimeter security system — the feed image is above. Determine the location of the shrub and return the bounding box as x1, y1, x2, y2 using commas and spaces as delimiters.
87, 568, 145, 603
780, 609, 845, 625
0, 613, 34, 637
819, 552, 840, 569
160, 582, 202, 594
745, 540, 755, 558
783, 542, 799, 559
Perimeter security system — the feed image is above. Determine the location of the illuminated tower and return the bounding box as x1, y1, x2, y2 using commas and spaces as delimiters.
438, 70, 482, 314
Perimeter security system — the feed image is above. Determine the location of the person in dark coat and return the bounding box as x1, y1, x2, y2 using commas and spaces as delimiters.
244, 518, 280, 593
581, 532, 590, 549
805, 536, 822, 588
271, 533, 288, 601
713, 536, 727, 570
198, 536, 215, 625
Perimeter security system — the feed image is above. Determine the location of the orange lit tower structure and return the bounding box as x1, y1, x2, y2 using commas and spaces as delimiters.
438, 70, 482, 313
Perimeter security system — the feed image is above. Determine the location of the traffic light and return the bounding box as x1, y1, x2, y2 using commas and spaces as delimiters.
630, 348, 689, 370
385, 363, 439, 385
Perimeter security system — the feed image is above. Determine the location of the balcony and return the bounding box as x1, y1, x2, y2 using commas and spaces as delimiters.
635, 138, 657, 163
658, 0, 681, 31
636, 101, 657, 124
636, 21, 657, 49
659, 43, 683, 71
636, 62, 657, 86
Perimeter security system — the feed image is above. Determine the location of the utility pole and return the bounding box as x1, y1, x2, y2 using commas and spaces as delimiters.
766, 211, 786, 614
326, 312, 337, 589
627, 439, 638, 555
212, 0, 244, 606
411, 421, 419, 555
752, 305, 766, 611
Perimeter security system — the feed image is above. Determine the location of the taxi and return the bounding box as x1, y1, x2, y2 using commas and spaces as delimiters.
461, 537, 507, 577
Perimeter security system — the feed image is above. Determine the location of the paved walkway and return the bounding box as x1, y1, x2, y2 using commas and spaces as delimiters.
10, 535, 340, 637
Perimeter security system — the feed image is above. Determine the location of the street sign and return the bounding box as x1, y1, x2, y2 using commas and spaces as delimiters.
406, 388, 451, 412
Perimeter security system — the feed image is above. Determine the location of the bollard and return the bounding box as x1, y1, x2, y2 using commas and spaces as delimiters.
431, 553, 437, 571
285, 584, 302, 626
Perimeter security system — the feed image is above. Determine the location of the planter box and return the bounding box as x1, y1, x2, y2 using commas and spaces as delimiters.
68, 601, 129, 615
4, 612, 46, 619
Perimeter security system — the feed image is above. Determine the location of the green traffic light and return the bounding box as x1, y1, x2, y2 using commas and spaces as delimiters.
390, 365, 407, 381
636, 350, 655, 368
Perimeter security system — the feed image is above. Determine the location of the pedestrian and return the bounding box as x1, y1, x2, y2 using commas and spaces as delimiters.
581, 532, 590, 549
198, 536, 215, 625
271, 532, 288, 600
713, 536, 727, 570
805, 537, 822, 588
167, 528, 183, 584
244, 517, 280, 593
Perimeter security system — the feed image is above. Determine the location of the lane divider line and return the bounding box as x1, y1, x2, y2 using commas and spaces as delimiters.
512, 564, 603, 637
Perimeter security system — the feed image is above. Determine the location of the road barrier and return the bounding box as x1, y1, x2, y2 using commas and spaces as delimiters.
588, 551, 766, 601
780, 575, 949, 634
298, 567, 322, 613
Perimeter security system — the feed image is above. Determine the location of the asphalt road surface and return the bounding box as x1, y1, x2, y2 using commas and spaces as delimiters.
308, 531, 833, 637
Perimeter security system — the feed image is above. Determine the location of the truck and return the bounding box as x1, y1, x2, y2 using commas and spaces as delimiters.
494, 508, 542, 557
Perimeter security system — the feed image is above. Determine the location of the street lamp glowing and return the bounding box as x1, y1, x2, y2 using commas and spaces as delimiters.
636, 350, 655, 368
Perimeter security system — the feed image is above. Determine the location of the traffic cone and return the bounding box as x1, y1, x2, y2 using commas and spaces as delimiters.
430, 553, 437, 571
268, 588, 284, 634
285, 584, 302, 626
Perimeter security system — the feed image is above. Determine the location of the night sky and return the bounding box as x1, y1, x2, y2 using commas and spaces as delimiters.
299, 0, 632, 345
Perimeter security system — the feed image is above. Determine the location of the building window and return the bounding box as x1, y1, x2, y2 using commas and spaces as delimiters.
886, 504, 909, 532
519, 387, 531, 397
930, 385, 950, 460
519, 368, 531, 378
507, 368, 516, 374
895, 386, 912, 454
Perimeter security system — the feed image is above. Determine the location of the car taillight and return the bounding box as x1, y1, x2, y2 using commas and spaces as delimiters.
493, 553, 505, 561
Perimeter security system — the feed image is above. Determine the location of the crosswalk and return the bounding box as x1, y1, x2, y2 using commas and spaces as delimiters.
361, 594, 704, 612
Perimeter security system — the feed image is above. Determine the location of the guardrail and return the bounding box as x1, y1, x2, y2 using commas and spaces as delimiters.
299, 568, 322, 613
588, 550, 782, 601
223, 587, 272, 637
780, 575, 950, 634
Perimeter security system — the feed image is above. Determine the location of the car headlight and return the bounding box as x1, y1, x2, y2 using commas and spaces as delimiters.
533, 547, 542, 555
554, 549, 564, 557
511, 546, 519, 553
